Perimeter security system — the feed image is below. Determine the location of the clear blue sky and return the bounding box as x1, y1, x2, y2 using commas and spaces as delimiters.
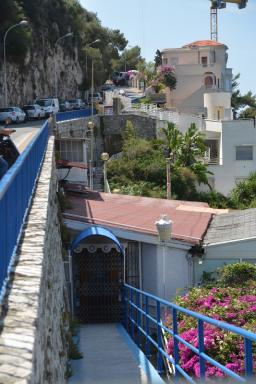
81, 0, 256, 94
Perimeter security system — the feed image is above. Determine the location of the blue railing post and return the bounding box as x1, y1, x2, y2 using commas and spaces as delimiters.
157, 301, 164, 373
198, 319, 206, 380
145, 295, 151, 358
172, 307, 179, 379
244, 338, 253, 378
130, 288, 134, 340
136, 290, 141, 347
122, 285, 128, 330
124, 283, 256, 383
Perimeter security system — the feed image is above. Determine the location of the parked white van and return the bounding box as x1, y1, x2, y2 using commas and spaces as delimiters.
35, 98, 59, 116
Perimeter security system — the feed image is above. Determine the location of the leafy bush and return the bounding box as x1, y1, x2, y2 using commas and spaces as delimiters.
217, 262, 256, 287
229, 172, 256, 209
165, 283, 256, 379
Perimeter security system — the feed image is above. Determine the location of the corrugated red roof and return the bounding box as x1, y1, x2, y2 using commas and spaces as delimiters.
64, 191, 213, 245
183, 40, 225, 48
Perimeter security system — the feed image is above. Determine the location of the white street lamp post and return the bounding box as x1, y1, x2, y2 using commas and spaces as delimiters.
155, 214, 173, 298
85, 39, 100, 75
124, 45, 131, 73
87, 120, 94, 190
101, 152, 111, 193
54, 32, 73, 97
3, 20, 28, 107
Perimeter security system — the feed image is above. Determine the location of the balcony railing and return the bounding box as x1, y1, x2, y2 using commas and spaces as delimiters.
123, 284, 256, 383
0, 121, 49, 301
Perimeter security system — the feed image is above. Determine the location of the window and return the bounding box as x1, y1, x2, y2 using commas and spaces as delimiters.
236, 146, 253, 161
162, 58, 168, 65
201, 56, 208, 66
170, 57, 179, 66
204, 76, 213, 89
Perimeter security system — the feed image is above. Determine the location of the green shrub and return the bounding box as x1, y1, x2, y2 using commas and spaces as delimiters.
217, 262, 256, 287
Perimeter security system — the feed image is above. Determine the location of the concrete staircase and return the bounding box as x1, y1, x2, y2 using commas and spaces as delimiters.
93, 166, 103, 192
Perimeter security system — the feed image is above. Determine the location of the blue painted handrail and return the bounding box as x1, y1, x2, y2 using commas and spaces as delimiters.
0, 121, 49, 300
123, 284, 256, 383
56, 108, 96, 122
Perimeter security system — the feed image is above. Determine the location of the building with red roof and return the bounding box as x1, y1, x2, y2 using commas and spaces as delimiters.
161, 39, 232, 118
63, 190, 227, 316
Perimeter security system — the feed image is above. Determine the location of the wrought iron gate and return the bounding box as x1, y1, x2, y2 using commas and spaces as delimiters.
74, 247, 123, 323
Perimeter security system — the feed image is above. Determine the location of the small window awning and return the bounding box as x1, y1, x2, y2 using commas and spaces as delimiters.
70, 226, 124, 254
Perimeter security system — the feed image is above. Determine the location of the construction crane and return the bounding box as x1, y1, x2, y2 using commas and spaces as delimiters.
210, 0, 248, 41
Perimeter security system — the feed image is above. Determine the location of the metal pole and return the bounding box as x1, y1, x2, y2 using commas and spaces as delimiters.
89, 59, 94, 190
91, 59, 94, 117
85, 46, 88, 75
54, 52, 57, 97
166, 158, 171, 199
123, 247, 126, 284
103, 160, 106, 192
3, 32, 8, 107
162, 243, 166, 298
54, 33, 73, 98
3, 23, 22, 107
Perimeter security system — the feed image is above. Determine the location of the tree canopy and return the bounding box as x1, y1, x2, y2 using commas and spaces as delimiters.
232, 74, 256, 119
0, 0, 138, 90
108, 121, 211, 200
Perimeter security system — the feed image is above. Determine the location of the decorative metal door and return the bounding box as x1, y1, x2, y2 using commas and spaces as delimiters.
74, 247, 123, 323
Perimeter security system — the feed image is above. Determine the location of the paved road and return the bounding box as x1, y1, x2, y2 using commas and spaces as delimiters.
4, 119, 45, 153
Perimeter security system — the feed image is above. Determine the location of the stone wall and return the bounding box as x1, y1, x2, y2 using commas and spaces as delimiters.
0, 137, 69, 384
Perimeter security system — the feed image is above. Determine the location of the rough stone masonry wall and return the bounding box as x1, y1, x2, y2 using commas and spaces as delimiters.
0, 137, 69, 384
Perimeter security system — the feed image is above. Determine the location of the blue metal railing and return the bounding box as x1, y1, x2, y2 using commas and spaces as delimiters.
0, 121, 49, 299
123, 284, 256, 383
56, 108, 96, 122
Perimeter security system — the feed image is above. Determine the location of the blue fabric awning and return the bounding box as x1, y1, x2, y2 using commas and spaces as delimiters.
70, 226, 124, 255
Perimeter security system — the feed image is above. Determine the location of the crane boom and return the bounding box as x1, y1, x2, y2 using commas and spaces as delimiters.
210, 0, 248, 41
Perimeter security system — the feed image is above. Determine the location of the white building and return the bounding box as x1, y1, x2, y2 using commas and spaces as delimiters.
159, 40, 255, 195
63, 191, 221, 319
194, 208, 256, 285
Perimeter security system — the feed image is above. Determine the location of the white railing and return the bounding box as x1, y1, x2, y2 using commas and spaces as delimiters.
124, 103, 205, 132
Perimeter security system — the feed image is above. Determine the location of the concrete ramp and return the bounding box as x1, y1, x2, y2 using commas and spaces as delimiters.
69, 323, 165, 384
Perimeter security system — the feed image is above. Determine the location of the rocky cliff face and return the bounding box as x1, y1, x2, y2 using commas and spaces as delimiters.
0, 40, 83, 107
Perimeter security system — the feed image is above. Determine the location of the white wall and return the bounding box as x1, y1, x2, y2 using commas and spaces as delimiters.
162, 45, 231, 113
141, 242, 190, 300
208, 119, 256, 195
194, 238, 256, 284
141, 243, 158, 295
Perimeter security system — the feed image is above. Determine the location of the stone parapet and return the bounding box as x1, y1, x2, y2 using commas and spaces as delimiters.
0, 137, 68, 383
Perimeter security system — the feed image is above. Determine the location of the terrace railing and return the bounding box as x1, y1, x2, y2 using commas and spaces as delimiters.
123, 284, 256, 383
0, 121, 49, 300
56, 108, 96, 122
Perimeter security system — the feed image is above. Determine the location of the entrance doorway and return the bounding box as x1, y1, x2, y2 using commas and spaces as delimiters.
73, 247, 123, 323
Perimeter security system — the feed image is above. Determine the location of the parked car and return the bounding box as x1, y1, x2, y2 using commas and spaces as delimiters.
112, 71, 129, 86
87, 92, 103, 104
59, 100, 72, 112
68, 98, 86, 110
35, 98, 59, 116
23, 104, 46, 120
100, 84, 115, 92
0, 107, 26, 124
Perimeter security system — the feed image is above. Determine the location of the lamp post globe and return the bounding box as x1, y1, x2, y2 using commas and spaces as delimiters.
87, 120, 94, 131
100, 152, 109, 162
19, 20, 29, 26
155, 214, 172, 242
